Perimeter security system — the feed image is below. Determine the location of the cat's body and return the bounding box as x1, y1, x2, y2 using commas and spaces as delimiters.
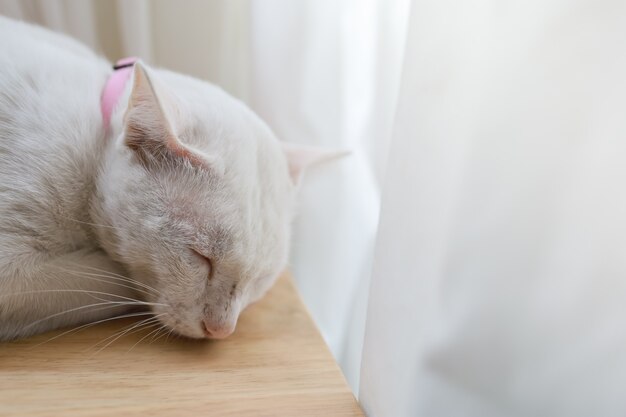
0, 17, 326, 341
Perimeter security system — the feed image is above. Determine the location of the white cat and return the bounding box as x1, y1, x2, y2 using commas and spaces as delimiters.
0, 16, 338, 341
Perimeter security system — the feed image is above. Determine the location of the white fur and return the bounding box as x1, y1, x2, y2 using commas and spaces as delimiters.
0, 17, 327, 341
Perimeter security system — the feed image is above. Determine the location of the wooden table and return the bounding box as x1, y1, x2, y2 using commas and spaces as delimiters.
0, 273, 363, 416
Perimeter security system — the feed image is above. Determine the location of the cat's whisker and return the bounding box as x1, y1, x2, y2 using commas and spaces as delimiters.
122, 319, 164, 340
65, 262, 162, 296
150, 326, 171, 345
70, 264, 162, 296
153, 326, 174, 342
72, 292, 154, 310
0, 289, 168, 308
66, 291, 151, 308
24, 293, 163, 332
165, 327, 176, 342
31, 311, 158, 348
94, 313, 167, 353
148, 328, 161, 344
128, 326, 165, 352
80, 292, 127, 304
57, 268, 156, 298
91, 318, 157, 351
93, 313, 168, 354
23, 301, 128, 330
148, 326, 167, 343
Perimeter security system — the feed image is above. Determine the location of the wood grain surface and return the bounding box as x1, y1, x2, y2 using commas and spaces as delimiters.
0, 273, 363, 416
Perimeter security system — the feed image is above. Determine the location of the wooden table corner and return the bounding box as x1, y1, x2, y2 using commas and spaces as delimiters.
0, 272, 364, 417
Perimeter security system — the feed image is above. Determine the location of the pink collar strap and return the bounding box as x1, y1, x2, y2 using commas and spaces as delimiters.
101, 57, 137, 130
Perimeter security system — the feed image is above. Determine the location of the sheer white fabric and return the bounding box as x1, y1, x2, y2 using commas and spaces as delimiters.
360, 1, 626, 416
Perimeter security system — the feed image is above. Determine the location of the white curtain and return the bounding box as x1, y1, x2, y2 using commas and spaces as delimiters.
361, 0, 626, 416
5, 1, 626, 416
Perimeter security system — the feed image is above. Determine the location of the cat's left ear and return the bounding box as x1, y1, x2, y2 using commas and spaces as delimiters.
281, 142, 349, 185
123, 62, 208, 170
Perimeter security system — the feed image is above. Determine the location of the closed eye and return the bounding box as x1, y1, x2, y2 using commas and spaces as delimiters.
191, 249, 214, 280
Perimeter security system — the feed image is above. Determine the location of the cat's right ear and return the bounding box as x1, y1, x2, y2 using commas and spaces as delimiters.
282, 143, 349, 185
123, 62, 209, 170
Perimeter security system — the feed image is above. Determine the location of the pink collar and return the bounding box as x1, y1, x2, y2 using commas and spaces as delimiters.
101, 57, 137, 130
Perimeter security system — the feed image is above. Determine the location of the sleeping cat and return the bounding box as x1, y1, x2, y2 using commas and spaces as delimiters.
0, 16, 338, 341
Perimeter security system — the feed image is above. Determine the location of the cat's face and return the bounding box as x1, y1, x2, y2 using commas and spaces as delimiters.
95, 63, 330, 339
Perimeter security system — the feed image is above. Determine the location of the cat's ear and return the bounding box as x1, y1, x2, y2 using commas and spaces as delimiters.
123, 62, 207, 170
281, 142, 349, 185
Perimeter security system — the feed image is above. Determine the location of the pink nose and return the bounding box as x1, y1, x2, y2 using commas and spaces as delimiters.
201, 320, 235, 339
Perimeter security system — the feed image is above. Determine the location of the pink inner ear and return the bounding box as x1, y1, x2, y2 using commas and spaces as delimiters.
124, 62, 209, 171
165, 136, 208, 169
126, 122, 209, 171
282, 143, 349, 184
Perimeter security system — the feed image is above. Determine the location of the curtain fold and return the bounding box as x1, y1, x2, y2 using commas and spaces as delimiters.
115, 0, 153, 62
360, 1, 626, 416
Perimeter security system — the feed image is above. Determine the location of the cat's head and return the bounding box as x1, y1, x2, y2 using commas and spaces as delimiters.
94, 63, 339, 339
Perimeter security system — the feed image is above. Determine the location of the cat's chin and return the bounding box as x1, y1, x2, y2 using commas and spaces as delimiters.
152, 315, 238, 341
151, 312, 206, 340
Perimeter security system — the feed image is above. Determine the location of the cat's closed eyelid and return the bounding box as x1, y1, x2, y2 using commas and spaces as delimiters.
190, 248, 214, 280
